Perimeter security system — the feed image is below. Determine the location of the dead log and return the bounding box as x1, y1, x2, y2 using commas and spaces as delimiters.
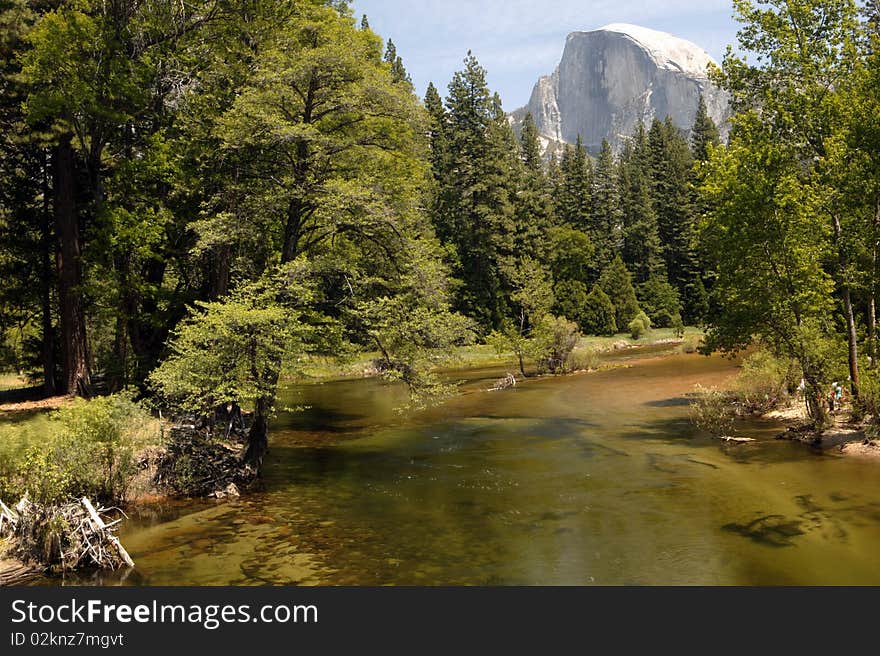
0, 562, 38, 586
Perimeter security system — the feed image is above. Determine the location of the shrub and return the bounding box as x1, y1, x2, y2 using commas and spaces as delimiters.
677, 334, 703, 353
690, 384, 736, 437
533, 315, 581, 374
581, 285, 617, 335
671, 313, 685, 338
628, 311, 652, 340
734, 350, 798, 412
629, 318, 647, 340
567, 348, 601, 371
3, 394, 155, 505
860, 370, 880, 419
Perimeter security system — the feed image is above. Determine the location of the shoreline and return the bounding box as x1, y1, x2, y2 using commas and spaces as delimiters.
763, 403, 880, 459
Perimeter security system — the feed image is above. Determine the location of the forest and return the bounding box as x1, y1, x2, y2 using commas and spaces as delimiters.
2, 0, 880, 519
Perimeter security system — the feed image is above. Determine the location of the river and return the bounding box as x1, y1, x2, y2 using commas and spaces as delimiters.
61, 346, 880, 585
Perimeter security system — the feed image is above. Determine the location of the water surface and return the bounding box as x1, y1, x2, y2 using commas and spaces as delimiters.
75, 349, 880, 585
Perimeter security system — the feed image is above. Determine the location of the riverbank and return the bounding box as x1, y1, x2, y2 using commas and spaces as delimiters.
764, 402, 880, 459
287, 327, 704, 381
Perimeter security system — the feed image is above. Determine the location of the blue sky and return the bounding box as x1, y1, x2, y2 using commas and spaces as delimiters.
350, 0, 741, 110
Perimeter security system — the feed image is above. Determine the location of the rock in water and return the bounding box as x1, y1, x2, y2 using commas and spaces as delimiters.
511, 23, 729, 155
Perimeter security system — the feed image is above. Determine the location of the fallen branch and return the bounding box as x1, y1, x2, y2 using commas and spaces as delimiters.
0, 496, 134, 572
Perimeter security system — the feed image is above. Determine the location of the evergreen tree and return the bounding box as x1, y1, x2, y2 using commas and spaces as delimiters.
599, 254, 641, 329
424, 82, 448, 186
649, 118, 705, 323
581, 285, 617, 335
637, 275, 682, 327
556, 136, 592, 231
516, 112, 554, 256
590, 139, 622, 273
384, 39, 412, 87
553, 279, 589, 328
618, 124, 663, 283
436, 52, 519, 330
691, 94, 721, 162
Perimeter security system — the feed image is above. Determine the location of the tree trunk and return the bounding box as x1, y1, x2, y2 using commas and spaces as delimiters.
54, 134, 91, 397
243, 395, 270, 468
211, 244, 231, 298
842, 285, 860, 399
870, 197, 880, 368
832, 213, 859, 399
40, 149, 56, 396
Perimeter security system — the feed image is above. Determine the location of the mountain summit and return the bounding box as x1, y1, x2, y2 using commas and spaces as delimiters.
511, 23, 729, 155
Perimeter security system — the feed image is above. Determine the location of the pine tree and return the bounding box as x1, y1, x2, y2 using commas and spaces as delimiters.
599, 254, 641, 329
619, 124, 663, 283
436, 52, 519, 330
581, 284, 618, 335
649, 118, 704, 323
556, 136, 592, 231
516, 112, 554, 257
691, 94, 720, 163
384, 39, 412, 87
590, 139, 622, 273
424, 82, 448, 186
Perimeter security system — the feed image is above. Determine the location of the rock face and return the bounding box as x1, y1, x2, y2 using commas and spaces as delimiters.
511, 24, 729, 155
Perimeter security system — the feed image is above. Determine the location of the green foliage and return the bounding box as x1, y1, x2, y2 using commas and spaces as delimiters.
547, 225, 594, 284
599, 255, 641, 330
532, 315, 581, 374
148, 264, 315, 416
0, 394, 153, 505
619, 125, 663, 283
690, 385, 736, 437
628, 316, 649, 340
553, 279, 589, 329
581, 285, 617, 336
734, 350, 799, 412
691, 94, 721, 163
566, 347, 601, 371
671, 313, 685, 338
637, 276, 682, 327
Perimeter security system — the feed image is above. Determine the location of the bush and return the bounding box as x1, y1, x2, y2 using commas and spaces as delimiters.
734, 350, 798, 412
690, 384, 736, 437
566, 348, 601, 371
677, 333, 703, 353
581, 285, 617, 335
533, 315, 581, 374
628, 311, 652, 340
629, 318, 647, 340
2, 394, 155, 505
860, 370, 880, 418
671, 313, 685, 338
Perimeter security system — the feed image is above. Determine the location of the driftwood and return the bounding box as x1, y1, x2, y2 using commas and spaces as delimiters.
0, 562, 37, 586
490, 373, 518, 391
0, 496, 134, 572
717, 436, 756, 443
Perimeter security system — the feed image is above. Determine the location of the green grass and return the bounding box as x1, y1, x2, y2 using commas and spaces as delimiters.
0, 373, 29, 391
284, 327, 704, 382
